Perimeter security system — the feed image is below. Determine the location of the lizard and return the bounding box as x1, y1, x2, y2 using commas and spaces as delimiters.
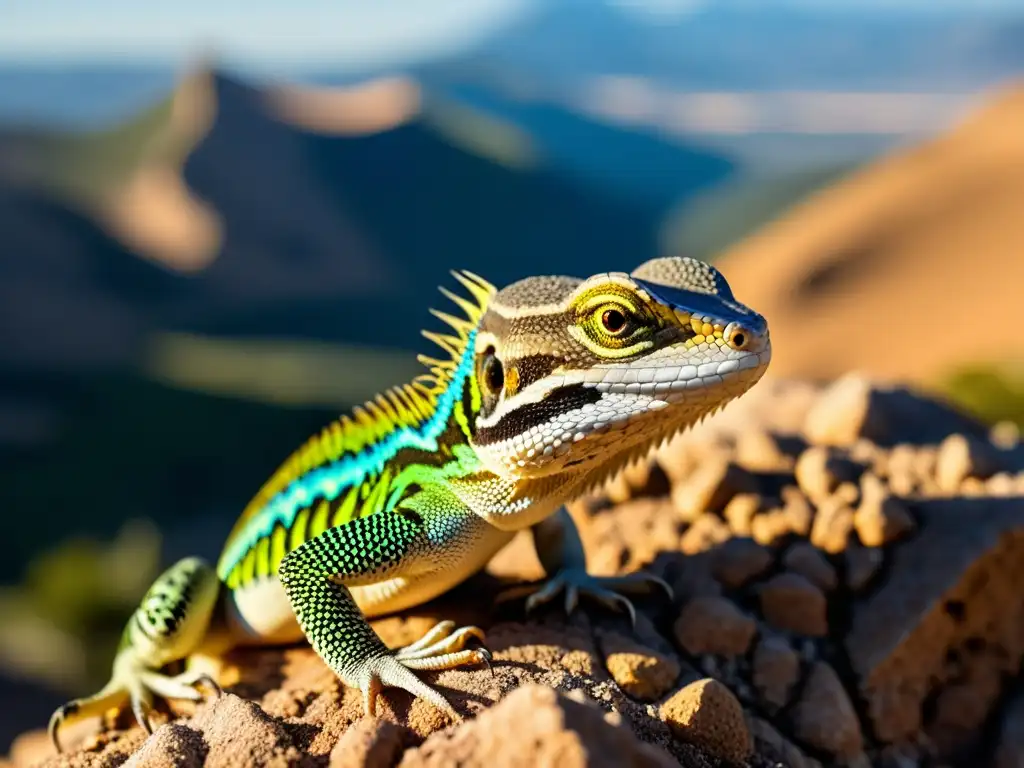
48, 255, 771, 752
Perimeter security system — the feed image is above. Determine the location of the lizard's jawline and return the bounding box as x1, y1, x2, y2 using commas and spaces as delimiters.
478, 352, 770, 480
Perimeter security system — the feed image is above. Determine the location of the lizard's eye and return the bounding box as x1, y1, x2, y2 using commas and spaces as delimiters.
601, 308, 627, 335
479, 350, 504, 395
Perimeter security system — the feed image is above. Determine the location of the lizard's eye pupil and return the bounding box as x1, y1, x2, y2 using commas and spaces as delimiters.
481, 353, 504, 394
602, 309, 627, 334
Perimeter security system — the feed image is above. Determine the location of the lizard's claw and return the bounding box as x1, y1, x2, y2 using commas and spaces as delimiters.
496, 569, 673, 628
48, 669, 221, 753
359, 620, 492, 718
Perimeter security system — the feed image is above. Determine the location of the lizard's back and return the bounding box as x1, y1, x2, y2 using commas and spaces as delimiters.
215, 272, 498, 642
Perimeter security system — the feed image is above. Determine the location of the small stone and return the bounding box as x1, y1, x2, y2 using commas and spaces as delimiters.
679, 513, 731, 555
795, 447, 864, 503
759, 573, 829, 637
844, 542, 883, 592
745, 715, 822, 768
736, 428, 793, 471
810, 495, 855, 554
803, 374, 883, 447
603, 635, 681, 702
935, 433, 1000, 493
781, 486, 814, 536
330, 718, 404, 768
783, 543, 838, 592
710, 538, 774, 589
673, 596, 757, 657
723, 493, 763, 536
752, 635, 801, 709
671, 457, 757, 520
660, 678, 753, 764
853, 474, 916, 547
791, 661, 864, 759
991, 420, 1021, 450
987, 472, 1018, 497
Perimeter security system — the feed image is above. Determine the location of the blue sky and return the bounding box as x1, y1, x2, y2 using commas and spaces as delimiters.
3, 0, 1023, 71
0, 0, 535, 70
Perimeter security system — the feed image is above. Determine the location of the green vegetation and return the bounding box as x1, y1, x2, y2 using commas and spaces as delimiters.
938, 363, 1024, 430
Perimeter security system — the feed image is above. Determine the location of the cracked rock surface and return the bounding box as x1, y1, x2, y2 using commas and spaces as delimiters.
8, 375, 1024, 768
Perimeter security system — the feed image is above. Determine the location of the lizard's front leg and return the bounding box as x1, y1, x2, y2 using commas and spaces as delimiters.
498, 507, 672, 626
278, 506, 491, 719
47, 557, 223, 752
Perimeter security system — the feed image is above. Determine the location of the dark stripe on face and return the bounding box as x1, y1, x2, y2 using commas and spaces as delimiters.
508, 354, 562, 395
473, 384, 603, 446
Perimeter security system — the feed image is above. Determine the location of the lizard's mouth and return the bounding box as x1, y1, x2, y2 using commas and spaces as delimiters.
474, 340, 771, 480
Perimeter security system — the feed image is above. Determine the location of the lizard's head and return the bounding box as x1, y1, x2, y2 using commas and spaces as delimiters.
468, 256, 770, 481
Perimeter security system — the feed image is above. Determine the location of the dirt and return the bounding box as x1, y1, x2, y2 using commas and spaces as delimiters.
8, 374, 1024, 768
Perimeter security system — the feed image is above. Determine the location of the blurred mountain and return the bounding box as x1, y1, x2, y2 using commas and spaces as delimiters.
0, 66, 736, 581
715, 81, 1024, 389
430, 0, 1024, 91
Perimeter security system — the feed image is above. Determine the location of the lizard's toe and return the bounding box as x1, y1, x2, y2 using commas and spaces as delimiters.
500, 568, 672, 627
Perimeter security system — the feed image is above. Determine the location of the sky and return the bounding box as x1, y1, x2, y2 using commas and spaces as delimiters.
0, 0, 535, 71
4, 0, 1024, 72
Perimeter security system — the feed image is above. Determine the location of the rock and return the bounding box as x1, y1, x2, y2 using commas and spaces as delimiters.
991, 420, 1021, 450
745, 714, 822, 768
790, 661, 864, 760
673, 596, 758, 657
846, 497, 1024, 744
402, 684, 677, 768
124, 724, 207, 768
810, 495, 855, 554
710, 537, 774, 589
935, 433, 1001, 493
671, 457, 757, 520
330, 718, 404, 768
736, 428, 794, 472
602, 634, 681, 702
750, 489, 813, 545
722, 493, 763, 536
751, 635, 801, 709
844, 542, 884, 592
993, 690, 1024, 768
802, 374, 883, 447
125, 694, 302, 768
660, 678, 753, 764
680, 514, 731, 555
759, 573, 829, 637
782, 542, 838, 592
795, 447, 860, 503
853, 474, 917, 547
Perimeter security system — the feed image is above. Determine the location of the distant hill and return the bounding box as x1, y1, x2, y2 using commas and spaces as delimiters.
433, 1, 1024, 92
715, 82, 1024, 390
0, 67, 735, 581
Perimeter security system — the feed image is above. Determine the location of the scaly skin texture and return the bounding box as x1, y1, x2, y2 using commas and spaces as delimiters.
48, 256, 771, 751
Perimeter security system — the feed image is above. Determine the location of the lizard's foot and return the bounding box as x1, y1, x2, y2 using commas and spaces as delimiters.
48, 669, 220, 752
357, 632, 492, 719
496, 569, 673, 627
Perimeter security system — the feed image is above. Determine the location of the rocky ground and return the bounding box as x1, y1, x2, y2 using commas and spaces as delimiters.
7, 374, 1024, 768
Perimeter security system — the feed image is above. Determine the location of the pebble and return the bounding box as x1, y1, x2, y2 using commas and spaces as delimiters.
660, 678, 753, 764
783, 542, 838, 592
759, 572, 829, 637
673, 596, 758, 657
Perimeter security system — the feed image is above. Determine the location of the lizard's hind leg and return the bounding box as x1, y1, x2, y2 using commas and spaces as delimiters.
48, 556, 222, 752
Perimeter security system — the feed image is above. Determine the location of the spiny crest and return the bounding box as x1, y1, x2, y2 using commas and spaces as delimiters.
416, 270, 496, 394
225, 271, 496, 553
